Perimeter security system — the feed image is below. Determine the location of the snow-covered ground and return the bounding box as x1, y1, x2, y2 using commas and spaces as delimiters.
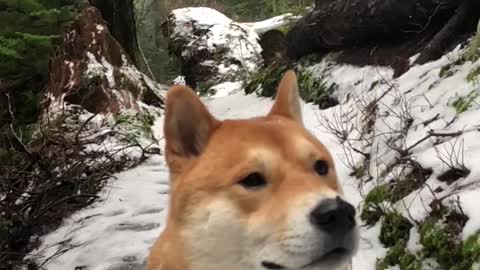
29, 10, 480, 269
29, 90, 380, 270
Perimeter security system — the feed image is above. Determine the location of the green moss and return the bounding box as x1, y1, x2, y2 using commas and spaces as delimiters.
376, 240, 421, 270
419, 217, 468, 269
244, 64, 289, 97
360, 205, 383, 227
461, 232, 480, 268
464, 20, 480, 62
439, 64, 455, 78
376, 205, 478, 270
244, 65, 338, 109
297, 70, 339, 109
360, 185, 393, 226
428, 80, 439, 90
276, 16, 299, 35
451, 90, 479, 115
377, 220, 478, 270
0, 217, 13, 242
197, 82, 216, 96
115, 111, 155, 139
379, 211, 413, 247
466, 66, 480, 83
351, 165, 366, 179
368, 80, 382, 92
366, 185, 393, 204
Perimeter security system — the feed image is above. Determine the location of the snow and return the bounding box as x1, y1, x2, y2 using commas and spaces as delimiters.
407, 227, 422, 253
96, 24, 104, 33
242, 13, 299, 34
172, 75, 186, 85
209, 81, 243, 97
459, 189, 480, 239
171, 7, 232, 27
86, 52, 115, 88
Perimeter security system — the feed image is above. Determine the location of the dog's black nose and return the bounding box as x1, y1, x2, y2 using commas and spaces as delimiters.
310, 197, 356, 234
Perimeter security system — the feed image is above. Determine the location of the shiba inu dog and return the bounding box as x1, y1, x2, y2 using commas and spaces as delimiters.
147, 71, 359, 270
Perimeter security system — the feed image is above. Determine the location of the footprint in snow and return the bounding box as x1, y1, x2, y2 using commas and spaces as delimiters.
115, 222, 161, 232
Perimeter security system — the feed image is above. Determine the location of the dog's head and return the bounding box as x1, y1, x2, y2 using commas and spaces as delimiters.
162, 71, 358, 270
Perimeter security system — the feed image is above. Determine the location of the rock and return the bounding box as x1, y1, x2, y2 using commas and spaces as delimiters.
162, 7, 262, 89
42, 7, 165, 118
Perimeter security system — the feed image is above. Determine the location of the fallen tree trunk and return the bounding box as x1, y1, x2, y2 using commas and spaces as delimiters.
89, 0, 140, 66
416, 0, 480, 64
287, 0, 478, 64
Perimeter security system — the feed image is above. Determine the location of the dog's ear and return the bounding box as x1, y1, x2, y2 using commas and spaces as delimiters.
268, 70, 303, 123
164, 85, 219, 177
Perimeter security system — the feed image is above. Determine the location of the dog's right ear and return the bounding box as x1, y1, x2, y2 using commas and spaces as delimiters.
164, 85, 219, 178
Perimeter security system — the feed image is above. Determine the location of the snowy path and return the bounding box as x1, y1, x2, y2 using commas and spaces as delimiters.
31, 92, 382, 270
29, 156, 170, 270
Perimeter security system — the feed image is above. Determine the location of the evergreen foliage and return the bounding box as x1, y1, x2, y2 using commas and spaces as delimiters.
0, 0, 78, 126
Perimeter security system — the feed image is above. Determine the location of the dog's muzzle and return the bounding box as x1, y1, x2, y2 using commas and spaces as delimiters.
262, 197, 358, 270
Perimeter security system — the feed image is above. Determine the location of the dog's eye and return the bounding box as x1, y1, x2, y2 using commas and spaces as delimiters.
238, 172, 267, 189
314, 160, 329, 176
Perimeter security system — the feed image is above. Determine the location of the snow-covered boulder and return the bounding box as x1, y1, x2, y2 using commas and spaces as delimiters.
163, 7, 262, 90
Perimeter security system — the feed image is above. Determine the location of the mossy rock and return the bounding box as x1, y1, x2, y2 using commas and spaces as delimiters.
379, 211, 413, 247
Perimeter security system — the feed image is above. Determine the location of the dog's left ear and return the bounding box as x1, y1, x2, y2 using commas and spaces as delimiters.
268, 70, 303, 124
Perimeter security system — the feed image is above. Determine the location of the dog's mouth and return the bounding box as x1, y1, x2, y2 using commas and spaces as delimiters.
261, 247, 351, 270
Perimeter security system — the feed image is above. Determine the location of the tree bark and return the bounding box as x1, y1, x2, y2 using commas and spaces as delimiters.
89, 0, 140, 67
286, 0, 463, 60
